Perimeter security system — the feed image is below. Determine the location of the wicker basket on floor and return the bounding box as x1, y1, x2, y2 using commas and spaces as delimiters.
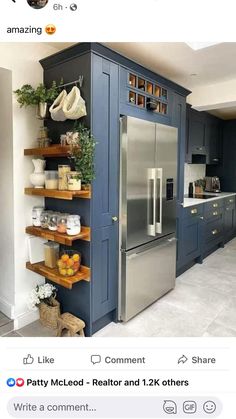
39, 298, 60, 329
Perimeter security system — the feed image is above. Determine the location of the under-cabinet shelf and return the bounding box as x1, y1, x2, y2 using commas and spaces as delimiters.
26, 261, 91, 289
24, 145, 71, 157
24, 187, 91, 200
26, 226, 91, 245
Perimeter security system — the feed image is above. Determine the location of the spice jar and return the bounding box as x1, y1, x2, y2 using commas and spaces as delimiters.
57, 214, 68, 234
48, 213, 59, 231
44, 242, 59, 269
66, 215, 81, 236
32, 206, 44, 227
45, 171, 59, 190
58, 165, 71, 190
66, 171, 81, 191
40, 211, 53, 229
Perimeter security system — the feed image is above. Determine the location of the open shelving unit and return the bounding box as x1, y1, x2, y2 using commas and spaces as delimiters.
26, 261, 91, 290
25, 225, 91, 245
24, 145, 71, 157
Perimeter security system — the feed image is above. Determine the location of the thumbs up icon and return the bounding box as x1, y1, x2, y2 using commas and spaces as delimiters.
23, 354, 34, 365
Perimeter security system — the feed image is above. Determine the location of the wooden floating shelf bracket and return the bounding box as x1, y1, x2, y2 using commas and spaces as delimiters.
26, 261, 91, 290
26, 226, 91, 245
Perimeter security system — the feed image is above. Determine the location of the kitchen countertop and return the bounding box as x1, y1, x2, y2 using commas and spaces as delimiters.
183, 192, 236, 208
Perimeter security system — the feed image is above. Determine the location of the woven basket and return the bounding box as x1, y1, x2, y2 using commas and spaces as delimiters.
39, 298, 60, 329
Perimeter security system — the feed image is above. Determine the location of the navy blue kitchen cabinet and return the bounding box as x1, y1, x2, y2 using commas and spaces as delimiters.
40, 43, 189, 335
205, 115, 222, 165
224, 196, 236, 242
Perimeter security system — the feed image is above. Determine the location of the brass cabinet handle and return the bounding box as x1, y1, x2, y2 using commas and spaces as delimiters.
229, 199, 234, 203
213, 203, 218, 208
191, 208, 198, 214
213, 211, 218, 216
199, 216, 204, 220
226, 207, 230, 211
112, 216, 118, 222
212, 229, 218, 235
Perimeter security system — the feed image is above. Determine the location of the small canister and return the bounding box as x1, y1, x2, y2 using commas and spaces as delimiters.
58, 165, 71, 191
45, 171, 59, 190
66, 215, 81, 236
44, 242, 59, 269
48, 213, 59, 231
32, 206, 44, 227
66, 171, 81, 191
57, 214, 68, 234
40, 211, 53, 229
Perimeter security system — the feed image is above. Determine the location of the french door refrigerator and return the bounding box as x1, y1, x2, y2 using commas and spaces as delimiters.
119, 116, 178, 322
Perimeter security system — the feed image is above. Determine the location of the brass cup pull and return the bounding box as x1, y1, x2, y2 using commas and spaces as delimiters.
112, 216, 118, 222
213, 211, 218, 216
191, 208, 198, 214
212, 229, 218, 235
213, 203, 218, 208
229, 199, 234, 203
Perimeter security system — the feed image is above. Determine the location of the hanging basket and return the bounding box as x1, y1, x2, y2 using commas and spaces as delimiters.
39, 298, 60, 329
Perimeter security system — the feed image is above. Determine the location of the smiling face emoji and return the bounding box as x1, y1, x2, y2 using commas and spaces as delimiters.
203, 401, 216, 414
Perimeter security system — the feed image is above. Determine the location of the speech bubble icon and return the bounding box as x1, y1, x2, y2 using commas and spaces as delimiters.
91, 355, 101, 365
163, 400, 177, 414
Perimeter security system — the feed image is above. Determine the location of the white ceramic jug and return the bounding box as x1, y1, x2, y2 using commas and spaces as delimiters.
30, 159, 46, 188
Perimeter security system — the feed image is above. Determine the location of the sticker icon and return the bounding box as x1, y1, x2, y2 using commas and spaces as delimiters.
163, 400, 177, 414
203, 401, 216, 414
7, 378, 16, 387
45, 24, 56, 35
16, 378, 25, 387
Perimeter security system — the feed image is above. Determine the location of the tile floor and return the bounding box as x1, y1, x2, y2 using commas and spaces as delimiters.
2, 238, 236, 338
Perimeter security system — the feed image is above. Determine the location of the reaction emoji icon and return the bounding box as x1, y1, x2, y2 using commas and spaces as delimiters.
203, 401, 216, 414
163, 400, 177, 414
7, 378, 16, 387
16, 378, 25, 387
45, 24, 56, 35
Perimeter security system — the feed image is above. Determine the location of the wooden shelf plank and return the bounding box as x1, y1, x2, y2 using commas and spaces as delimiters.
24, 187, 91, 200
24, 145, 70, 157
26, 226, 91, 245
26, 261, 90, 290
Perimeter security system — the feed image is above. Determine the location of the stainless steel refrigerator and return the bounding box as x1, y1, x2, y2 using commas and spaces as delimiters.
119, 116, 178, 322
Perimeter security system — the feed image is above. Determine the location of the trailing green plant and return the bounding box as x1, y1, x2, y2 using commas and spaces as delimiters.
14, 80, 63, 108
69, 123, 97, 185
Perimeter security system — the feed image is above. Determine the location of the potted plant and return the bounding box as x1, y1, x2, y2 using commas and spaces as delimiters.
69, 123, 96, 190
194, 178, 205, 194
14, 80, 61, 119
29, 283, 60, 329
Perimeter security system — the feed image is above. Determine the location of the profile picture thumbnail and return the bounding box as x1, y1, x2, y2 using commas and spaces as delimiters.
27, 0, 49, 9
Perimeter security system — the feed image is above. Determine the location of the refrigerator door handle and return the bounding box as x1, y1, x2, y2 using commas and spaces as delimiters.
156, 168, 163, 234
147, 168, 156, 236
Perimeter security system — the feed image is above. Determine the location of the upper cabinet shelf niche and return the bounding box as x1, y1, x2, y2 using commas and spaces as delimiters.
128, 72, 168, 114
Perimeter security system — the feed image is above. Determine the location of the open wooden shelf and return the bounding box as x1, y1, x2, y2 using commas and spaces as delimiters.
26, 261, 90, 290
25, 187, 91, 200
24, 145, 70, 157
26, 225, 91, 245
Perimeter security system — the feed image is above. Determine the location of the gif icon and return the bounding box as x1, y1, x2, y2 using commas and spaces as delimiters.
183, 401, 197, 414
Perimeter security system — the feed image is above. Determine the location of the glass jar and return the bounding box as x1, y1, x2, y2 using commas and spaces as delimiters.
57, 214, 68, 234
48, 213, 60, 231
45, 171, 59, 190
57, 250, 81, 277
44, 242, 60, 269
32, 206, 44, 227
66, 171, 81, 191
66, 215, 81, 236
58, 165, 71, 190
40, 210, 53, 229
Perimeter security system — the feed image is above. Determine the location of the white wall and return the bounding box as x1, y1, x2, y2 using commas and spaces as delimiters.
0, 43, 58, 328
184, 164, 206, 195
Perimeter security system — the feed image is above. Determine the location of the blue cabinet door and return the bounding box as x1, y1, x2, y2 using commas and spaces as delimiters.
181, 216, 202, 265
92, 226, 118, 323
91, 54, 119, 229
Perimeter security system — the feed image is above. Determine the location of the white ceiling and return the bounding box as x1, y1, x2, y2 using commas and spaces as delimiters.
47, 42, 236, 119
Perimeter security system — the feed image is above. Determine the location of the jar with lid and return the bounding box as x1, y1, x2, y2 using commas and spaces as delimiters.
57, 214, 69, 234
58, 165, 71, 190
48, 213, 60, 231
40, 210, 53, 229
66, 171, 81, 191
66, 215, 81, 236
45, 171, 59, 190
44, 242, 59, 269
32, 206, 44, 227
